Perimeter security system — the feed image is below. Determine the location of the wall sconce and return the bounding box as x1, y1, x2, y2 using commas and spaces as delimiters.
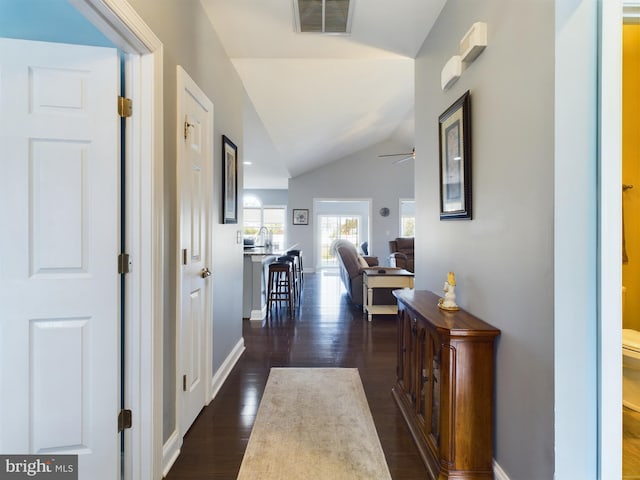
441, 22, 487, 91
460, 22, 487, 63
441, 55, 462, 91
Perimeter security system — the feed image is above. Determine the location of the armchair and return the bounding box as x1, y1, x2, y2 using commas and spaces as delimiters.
332, 239, 394, 306
389, 237, 414, 272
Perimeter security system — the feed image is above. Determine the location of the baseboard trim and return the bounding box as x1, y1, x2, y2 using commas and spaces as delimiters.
162, 339, 244, 478
161, 429, 181, 478
249, 306, 266, 321
210, 337, 245, 402
494, 459, 510, 480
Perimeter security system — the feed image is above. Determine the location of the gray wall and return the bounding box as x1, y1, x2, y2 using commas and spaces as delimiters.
288, 137, 415, 270
244, 189, 288, 207
125, 0, 245, 443
414, 2, 554, 479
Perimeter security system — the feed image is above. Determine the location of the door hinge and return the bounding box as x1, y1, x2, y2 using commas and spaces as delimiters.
118, 96, 132, 118
118, 253, 131, 274
182, 249, 188, 265
184, 120, 194, 140
183, 374, 187, 392
118, 409, 132, 432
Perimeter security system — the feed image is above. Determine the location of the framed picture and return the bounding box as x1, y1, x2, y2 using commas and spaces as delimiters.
438, 90, 472, 220
292, 209, 309, 225
222, 135, 238, 224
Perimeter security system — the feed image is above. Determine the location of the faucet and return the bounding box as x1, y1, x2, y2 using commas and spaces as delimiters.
257, 226, 271, 247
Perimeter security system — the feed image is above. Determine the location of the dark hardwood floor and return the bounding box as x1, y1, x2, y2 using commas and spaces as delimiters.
165, 270, 427, 479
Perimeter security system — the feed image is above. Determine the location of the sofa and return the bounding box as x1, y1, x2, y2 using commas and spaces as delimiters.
332, 239, 394, 306
389, 237, 415, 272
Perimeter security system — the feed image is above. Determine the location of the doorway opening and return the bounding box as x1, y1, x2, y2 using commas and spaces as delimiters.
623, 7, 640, 477
314, 199, 371, 270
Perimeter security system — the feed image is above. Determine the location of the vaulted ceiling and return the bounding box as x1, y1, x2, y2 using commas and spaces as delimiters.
200, 0, 446, 188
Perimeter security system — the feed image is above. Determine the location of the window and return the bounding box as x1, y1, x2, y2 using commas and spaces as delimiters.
262, 207, 285, 248
400, 199, 415, 237
243, 207, 261, 237
318, 214, 360, 267
243, 195, 286, 247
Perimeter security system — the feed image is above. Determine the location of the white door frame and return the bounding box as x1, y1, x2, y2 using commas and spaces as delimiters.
554, 2, 622, 478
555, 2, 622, 478
600, 2, 623, 479
69, 1, 164, 479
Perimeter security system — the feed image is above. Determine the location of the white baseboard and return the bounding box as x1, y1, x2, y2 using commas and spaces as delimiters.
249, 307, 265, 321
210, 337, 246, 402
162, 339, 244, 478
161, 429, 181, 478
494, 459, 511, 480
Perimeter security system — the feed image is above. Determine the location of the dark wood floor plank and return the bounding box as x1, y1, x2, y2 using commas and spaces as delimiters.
165, 271, 427, 480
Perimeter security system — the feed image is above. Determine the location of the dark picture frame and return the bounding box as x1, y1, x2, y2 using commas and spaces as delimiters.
292, 209, 309, 225
438, 90, 472, 220
222, 135, 238, 224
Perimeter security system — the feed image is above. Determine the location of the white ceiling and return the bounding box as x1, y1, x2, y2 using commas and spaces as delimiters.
200, 0, 446, 189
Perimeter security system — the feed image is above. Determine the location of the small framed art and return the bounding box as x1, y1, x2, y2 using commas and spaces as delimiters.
292, 209, 309, 225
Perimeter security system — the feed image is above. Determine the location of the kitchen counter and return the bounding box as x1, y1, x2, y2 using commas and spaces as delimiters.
243, 246, 287, 256
242, 244, 298, 320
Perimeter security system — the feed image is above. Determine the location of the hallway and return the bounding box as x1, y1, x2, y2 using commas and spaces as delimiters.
165, 271, 427, 479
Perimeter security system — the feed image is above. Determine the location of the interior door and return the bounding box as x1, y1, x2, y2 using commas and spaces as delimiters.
0, 39, 120, 478
177, 66, 214, 433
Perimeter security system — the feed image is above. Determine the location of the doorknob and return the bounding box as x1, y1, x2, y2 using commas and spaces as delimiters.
201, 268, 212, 278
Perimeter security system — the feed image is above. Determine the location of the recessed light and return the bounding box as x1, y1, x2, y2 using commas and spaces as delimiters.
243, 161, 252, 165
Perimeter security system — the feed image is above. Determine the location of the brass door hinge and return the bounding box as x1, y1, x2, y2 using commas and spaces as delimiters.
184, 120, 194, 140
118, 96, 132, 118
118, 409, 132, 432
118, 253, 131, 274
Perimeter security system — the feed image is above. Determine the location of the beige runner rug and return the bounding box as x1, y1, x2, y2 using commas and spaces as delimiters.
237, 368, 392, 480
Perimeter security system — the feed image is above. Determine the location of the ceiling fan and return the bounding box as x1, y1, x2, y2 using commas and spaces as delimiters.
377, 148, 415, 165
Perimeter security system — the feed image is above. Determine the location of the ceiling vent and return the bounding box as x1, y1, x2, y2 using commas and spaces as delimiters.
293, 0, 354, 34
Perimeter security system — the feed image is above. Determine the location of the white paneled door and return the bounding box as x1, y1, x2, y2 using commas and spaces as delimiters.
177, 66, 214, 435
0, 39, 120, 479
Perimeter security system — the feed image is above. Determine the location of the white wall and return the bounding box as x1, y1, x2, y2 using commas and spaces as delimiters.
414, 2, 555, 479
288, 138, 415, 270
126, 0, 245, 444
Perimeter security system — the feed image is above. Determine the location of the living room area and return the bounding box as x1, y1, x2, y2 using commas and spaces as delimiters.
279, 137, 415, 272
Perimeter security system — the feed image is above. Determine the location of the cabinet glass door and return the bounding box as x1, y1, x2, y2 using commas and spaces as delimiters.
416, 327, 427, 422
427, 330, 441, 448
400, 310, 414, 397
431, 339, 441, 445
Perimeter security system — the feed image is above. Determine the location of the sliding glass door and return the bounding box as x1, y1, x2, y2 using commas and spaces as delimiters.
318, 215, 360, 267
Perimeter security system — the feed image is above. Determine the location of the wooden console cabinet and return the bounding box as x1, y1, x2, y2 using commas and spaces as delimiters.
392, 290, 500, 480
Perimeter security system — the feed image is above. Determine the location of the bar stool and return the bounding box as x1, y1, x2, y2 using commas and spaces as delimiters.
276, 255, 298, 303
266, 261, 294, 317
286, 249, 304, 290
